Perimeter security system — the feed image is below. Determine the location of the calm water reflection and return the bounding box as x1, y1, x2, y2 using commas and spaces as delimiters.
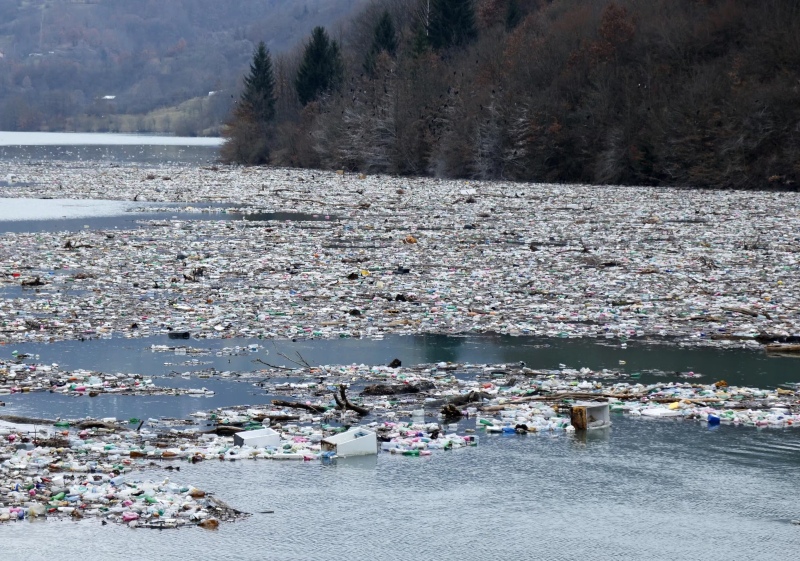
0, 131, 220, 164
0, 198, 336, 233
0, 132, 224, 146
2, 334, 798, 420
6, 334, 796, 385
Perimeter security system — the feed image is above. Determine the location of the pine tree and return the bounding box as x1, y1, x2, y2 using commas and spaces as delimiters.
220, 41, 274, 165
372, 11, 398, 56
241, 41, 275, 123
411, 23, 430, 58
505, 0, 523, 30
428, 0, 477, 51
295, 26, 344, 106
364, 11, 398, 77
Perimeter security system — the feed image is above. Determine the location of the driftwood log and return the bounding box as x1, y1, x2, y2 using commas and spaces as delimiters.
720, 306, 775, 321
211, 425, 245, 436
334, 384, 370, 416
440, 403, 463, 420
765, 344, 800, 354
361, 381, 435, 396
756, 333, 800, 344
0, 415, 55, 425
248, 414, 299, 423
478, 404, 509, 413
447, 391, 490, 407
271, 400, 327, 414
76, 420, 117, 430
21, 276, 46, 287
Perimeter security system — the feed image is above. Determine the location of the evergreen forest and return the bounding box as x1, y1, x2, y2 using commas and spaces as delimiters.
222, 0, 800, 189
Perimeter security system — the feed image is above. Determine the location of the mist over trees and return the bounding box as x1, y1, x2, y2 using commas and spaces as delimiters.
223, 0, 800, 189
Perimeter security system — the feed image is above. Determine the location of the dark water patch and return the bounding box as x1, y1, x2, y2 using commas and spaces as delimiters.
244, 212, 336, 222
4, 334, 798, 389
0, 379, 278, 421
0, 285, 90, 299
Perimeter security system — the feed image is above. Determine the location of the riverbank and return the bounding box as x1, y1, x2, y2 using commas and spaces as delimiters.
0, 161, 798, 348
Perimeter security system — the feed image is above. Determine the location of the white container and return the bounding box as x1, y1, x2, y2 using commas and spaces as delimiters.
233, 428, 281, 448
321, 427, 378, 457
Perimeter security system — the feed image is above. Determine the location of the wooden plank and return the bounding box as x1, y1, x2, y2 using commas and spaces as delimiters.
571, 406, 587, 430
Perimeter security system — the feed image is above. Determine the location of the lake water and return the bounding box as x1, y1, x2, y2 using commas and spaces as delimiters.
0, 197, 334, 233
2, 414, 799, 561
1, 334, 797, 421
0, 131, 221, 164
0, 132, 224, 146
1, 133, 800, 560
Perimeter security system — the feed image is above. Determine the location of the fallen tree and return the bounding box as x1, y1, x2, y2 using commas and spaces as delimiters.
334, 384, 370, 416
271, 399, 327, 414
447, 391, 490, 407
361, 381, 435, 395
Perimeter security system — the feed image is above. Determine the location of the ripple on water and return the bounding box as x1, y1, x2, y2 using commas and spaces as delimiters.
2, 416, 800, 560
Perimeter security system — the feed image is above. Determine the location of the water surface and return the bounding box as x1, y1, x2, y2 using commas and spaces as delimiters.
0, 198, 334, 233
0, 131, 221, 164
2, 133, 799, 559
2, 334, 797, 420
6, 334, 794, 386
0, 132, 223, 146
1, 415, 799, 561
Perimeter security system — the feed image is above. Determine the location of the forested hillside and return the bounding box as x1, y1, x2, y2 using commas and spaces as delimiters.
0, 0, 366, 134
224, 0, 800, 189
3, 0, 797, 188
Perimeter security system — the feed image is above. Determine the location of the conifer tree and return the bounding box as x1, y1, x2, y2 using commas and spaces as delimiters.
241, 41, 276, 123
411, 23, 430, 58
505, 0, 522, 30
364, 11, 398, 77
295, 26, 344, 105
220, 41, 274, 165
372, 11, 398, 56
428, 0, 477, 51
